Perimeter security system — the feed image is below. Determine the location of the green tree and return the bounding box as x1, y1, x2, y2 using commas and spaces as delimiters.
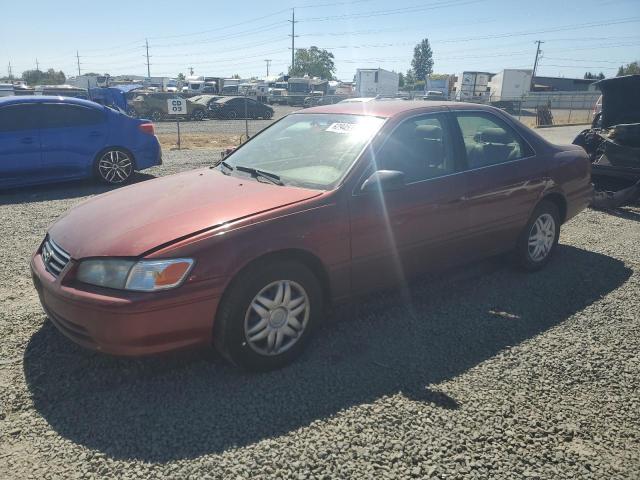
177, 73, 185, 81
398, 72, 405, 88
405, 69, 415, 88
411, 38, 434, 82
617, 62, 640, 76
22, 68, 66, 86
289, 46, 335, 79
584, 72, 596, 79
598, 72, 605, 80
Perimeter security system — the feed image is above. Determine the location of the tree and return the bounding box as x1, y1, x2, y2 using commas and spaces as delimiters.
22, 68, 66, 86
598, 72, 605, 80
617, 61, 640, 76
398, 72, 405, 88
584, 72, 596, 79
405, 69, 415, 88
289, 46, 336, 79
411, 38, 434, 82
177, 73, 185, 81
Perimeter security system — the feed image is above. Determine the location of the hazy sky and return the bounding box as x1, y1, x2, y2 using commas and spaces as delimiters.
2, 0, 638, 81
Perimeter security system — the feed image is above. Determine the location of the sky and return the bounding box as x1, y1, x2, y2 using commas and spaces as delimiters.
1, 0, 639, 82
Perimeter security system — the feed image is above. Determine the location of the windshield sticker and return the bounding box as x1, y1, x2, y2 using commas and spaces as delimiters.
326, 122, 356, 134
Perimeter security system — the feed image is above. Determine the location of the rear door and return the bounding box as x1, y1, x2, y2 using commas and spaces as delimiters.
452, 110, 545, 255
40, 103, 108, 180
0, 103, 42, 188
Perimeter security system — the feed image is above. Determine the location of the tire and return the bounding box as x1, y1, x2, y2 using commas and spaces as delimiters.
515, 200, 561, 271
150, 110, 164, 122
192, 109, 205, 121
95, 149, 134, 185
226, 109, 238, 120
213, 260, 323, 371
127, 107, 138, 118
263, 110, 273, 120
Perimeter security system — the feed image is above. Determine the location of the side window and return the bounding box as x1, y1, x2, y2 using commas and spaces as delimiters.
41, 104, 105, 129
455, 112, 533, 169
376, 114, 455, 184
0, 104, 40, 132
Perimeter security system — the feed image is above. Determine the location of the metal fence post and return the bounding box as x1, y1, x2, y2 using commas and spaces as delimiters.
244, 90, 249, 139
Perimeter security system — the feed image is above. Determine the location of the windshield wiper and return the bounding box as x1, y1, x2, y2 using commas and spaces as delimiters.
215, 160, 234, 175
235, 165, 284, 186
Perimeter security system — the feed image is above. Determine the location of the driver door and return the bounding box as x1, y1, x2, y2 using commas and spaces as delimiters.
349, 112, 471, 294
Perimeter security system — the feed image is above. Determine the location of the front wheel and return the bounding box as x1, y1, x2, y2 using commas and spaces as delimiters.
515, 200, 561, 271
192, 109, 206, 121
150, 110, 164, 122
96, 149, 134, 185
226, 109, 238, 120
213, 260, 323, 371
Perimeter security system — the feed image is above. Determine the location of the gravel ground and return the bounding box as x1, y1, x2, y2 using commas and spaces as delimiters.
1, 128, 639, 479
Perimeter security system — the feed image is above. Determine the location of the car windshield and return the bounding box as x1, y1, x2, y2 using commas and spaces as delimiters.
222, 113, 385, 190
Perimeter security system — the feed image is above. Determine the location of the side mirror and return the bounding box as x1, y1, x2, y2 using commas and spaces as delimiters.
221, 147, 236, 159
361, 170, 405, 193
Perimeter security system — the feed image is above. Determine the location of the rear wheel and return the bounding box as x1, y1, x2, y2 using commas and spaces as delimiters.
150, 109, 163, 122
515, 200, 560, 271
192, 109, 206, 121
263, 110, 273, 119
213, 260, 323, 371
226, 109, 238, 120
96, 149, 134, 185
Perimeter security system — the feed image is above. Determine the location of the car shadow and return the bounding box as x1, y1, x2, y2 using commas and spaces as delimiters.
23, 245, 630, 462
0, 173, 156, 205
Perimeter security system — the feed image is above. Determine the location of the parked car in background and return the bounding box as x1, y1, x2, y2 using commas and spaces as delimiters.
0, 96, 161, 188
0, 83, 14, 97
129, 93, 207, 122
34, 84, 89, 99
208, 96, 274, 119
31, 101, 591, 371
189, 94, 223, 117
303, 95, 346, 108
423, 90, 448, 101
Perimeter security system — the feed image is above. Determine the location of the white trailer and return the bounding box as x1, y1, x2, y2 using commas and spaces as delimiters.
455, 71, 492, 101
488, 69, 532, 100
355, 68, 399, 97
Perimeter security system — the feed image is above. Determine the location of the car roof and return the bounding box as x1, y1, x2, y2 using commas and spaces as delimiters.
0, 95, 101, 109
299, 100, 481, 118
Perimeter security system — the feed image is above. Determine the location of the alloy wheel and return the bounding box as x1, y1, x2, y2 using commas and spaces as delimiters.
243, 280, 310, 356
98, 150, 133, 184
527, 213, 556, 262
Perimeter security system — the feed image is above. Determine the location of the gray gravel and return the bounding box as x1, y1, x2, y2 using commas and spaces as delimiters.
1, 129, 639, 479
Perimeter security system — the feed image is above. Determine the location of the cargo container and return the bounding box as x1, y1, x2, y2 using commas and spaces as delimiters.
355, 68, 399, 97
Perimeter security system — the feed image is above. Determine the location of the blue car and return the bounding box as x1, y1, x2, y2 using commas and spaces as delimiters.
0, 96, 162, 189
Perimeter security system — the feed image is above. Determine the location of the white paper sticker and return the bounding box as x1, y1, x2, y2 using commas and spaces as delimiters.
326, 122, 356, 133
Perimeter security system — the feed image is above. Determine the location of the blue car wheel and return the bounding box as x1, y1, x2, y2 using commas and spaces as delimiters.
96, 149, 134, 184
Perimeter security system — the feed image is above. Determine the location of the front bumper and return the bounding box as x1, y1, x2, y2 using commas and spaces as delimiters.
30, 251, 224, 356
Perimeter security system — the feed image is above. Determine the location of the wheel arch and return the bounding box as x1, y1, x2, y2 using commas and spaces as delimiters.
540, 192, 567, 224
220, 248, 332, 313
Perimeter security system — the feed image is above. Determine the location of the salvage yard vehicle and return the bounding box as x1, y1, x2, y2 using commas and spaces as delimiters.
0, 96, 161, 188
208, 96, 274, 119
129, 93, 207, 122
573, 75, 640, 207
31, 101, 592, 371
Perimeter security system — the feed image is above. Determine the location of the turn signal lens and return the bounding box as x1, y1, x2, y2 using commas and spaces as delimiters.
125, 259, 194, 292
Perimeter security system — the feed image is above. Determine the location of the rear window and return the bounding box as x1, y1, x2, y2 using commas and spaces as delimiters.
41, 104, 105, 129
0, 104, 40, 132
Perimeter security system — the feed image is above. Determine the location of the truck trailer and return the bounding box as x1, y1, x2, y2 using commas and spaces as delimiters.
355, 68, 399, 97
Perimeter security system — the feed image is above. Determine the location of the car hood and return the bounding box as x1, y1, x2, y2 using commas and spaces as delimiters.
49, 168, 323, 259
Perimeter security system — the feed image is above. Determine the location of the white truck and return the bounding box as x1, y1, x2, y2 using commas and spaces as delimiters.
355, 68, 399, 98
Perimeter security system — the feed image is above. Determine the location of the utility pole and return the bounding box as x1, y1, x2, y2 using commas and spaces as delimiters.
76, 51, 81, 76
264, 59, 271, 77
288, 8, 298, 74
530, 40, 543, 91
35, 58, 40, 71
8, 61, 13, 81
189, 66, 194, 76
145, 39, 151, 80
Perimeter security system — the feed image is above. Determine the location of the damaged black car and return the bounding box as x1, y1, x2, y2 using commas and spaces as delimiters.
573, 74, 640, 208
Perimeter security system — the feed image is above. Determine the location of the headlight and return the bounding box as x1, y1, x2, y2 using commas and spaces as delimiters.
76, 258, 194, 292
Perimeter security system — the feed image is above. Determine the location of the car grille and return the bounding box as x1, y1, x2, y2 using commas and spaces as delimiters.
42, 236, 71, 277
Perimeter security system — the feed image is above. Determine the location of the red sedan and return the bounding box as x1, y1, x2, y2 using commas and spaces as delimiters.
31, 101, 593, 370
